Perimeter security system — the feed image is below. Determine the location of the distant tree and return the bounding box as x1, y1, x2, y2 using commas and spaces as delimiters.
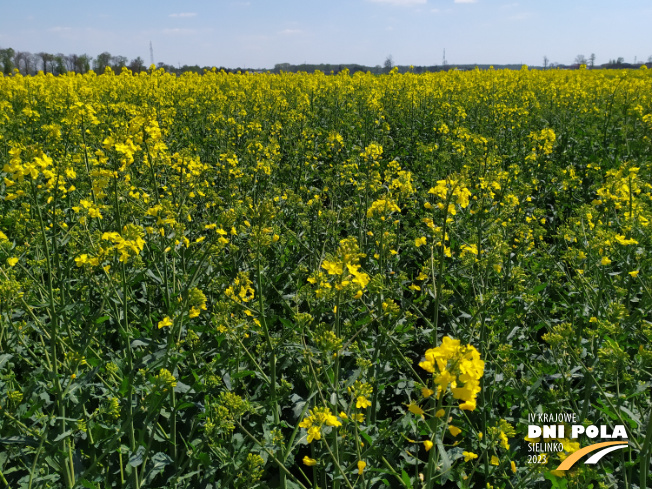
94, 52, 112, 72
606, 57, 626, 68
129, 56, 145, 73
589, 53, 596, 68
27, 52, 39, 74
648, 55, 652, 63
0, 47, 16, 74
274, 63, 291, 72
383, 54, 393, 73
13, 50, 31, 74
68, 54, 79, 72
111, 55, 127, 71
54, 53, 67, 75
36, 52, 54, 73
574, 54, 587, 66
543, 55, 549, 69
78, 55, 92, 73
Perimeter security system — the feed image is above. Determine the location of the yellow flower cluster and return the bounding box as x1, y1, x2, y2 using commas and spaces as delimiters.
155, 368, 177, 391
225, 272, 255, 303
427, 178, 472, 215
299, 406, 342, 443
100, 225, 146, 263
419, 336, 485, 410
348, 380, 373, 416
188, 287, 208, 318
366, 198, 401, 219
525, 128, 556, 161
315, 237, 370, 298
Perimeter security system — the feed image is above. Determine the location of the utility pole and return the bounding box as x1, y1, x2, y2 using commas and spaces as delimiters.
149, 41, 154, 67
442, 48, 447, 68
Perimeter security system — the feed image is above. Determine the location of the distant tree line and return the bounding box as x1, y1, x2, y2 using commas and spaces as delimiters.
273, 55, 652, 74
1, 46, 651, 76
0, 47, 149, 75
270, 63, 531, 74
566, 53, 652, 70
0, 46, 256, 76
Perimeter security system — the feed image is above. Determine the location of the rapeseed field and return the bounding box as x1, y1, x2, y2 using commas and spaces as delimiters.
0, 66, 650, 488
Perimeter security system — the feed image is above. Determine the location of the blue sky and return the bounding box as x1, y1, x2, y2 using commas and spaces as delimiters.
1, 0, 650, 68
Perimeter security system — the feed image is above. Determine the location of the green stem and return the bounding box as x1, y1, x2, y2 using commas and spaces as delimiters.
381, 457, 410, 488
639, 405, 652, 489
322, 437, 355, 489
31, 181, 72, 489
121, 262, 139, 489
235, 420, 310, 489
28, 433, 46, 489
567, 348, 641, 450
424, 393, 445, 489
333, 289, 342, 489
256, 252, 283, 486
0, 468, 10, 489
433, 192, 451, 346
257, 257, 278, 425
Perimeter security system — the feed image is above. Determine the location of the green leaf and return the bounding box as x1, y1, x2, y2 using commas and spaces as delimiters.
0, 354, 13, 369
401, 469, 413, 488
436, 438, 451, 475
128, 446, 146, 467
54, 430, 73, 442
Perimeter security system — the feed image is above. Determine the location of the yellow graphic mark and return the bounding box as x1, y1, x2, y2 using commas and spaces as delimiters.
556, 441, 629, 471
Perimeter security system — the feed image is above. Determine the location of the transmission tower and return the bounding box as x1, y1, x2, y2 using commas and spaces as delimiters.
149, 42, 154, 67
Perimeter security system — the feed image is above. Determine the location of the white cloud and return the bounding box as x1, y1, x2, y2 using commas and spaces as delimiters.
48, 26, 72, 33
279, 29, 303, 35
169, 12, 197, 18
454, 0, 477, 3
368, 0, 427, 5
162, 28, 196, 35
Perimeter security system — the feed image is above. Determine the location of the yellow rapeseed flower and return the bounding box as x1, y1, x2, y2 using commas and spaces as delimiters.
448, 425, 462, 437
302, 456, 317, 466
406, 402, 425, 416
356, 396, 371, 409
158, 316, 173, 329
463, 451, 478, 462
322, 260, 343, 275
